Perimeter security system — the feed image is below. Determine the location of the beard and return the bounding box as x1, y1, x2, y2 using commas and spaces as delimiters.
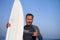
27, 22, 32, 25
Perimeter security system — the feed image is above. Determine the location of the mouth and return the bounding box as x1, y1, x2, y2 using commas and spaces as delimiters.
27, 22, 31, 23
27, 22, 32, 25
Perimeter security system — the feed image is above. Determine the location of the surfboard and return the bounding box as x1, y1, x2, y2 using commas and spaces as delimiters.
6, 0, 24, 40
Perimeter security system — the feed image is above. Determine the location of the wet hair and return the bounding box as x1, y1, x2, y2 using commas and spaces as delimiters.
26, 13, 34, 19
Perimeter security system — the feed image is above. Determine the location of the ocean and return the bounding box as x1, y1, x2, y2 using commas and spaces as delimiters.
0, 37, 60, 40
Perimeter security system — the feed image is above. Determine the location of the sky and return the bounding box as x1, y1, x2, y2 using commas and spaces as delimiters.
0, 0, 60, 39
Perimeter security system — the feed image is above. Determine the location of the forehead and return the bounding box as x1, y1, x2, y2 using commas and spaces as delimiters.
26, 16, 33, 18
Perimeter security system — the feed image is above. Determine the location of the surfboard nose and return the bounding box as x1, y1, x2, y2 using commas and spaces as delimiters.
15, 0, 19, 1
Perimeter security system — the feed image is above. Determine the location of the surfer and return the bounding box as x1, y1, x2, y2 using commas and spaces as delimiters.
6, 13, 42, 40
23, 13, 42, 40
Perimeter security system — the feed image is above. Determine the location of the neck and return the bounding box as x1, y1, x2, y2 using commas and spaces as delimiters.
27, 24, 32, 26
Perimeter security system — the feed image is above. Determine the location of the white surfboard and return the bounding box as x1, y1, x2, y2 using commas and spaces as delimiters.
6, 0, 24, 40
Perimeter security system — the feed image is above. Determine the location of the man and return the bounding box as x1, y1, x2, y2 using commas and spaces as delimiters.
6, 13, 42, 40
23, 13, 42, 40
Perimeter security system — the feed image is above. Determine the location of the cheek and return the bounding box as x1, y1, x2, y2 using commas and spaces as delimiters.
30, 20, 32, 22
26, 19, 29, 22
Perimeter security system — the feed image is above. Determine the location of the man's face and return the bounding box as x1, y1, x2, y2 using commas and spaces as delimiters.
26, 16, 33, 25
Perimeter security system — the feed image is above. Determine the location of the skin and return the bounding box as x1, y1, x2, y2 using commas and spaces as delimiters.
6, 15, 38, 36
6, 23, 11, 28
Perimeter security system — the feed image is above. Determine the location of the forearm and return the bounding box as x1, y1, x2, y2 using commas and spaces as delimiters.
38, 33, 43, 40
33, 26, 43, 40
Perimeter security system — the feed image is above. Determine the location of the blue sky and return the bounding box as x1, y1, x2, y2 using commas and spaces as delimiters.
0, 0, 60, 39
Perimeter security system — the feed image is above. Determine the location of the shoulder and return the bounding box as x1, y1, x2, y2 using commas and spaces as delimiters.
32, 25, 39, 29
24, 25, 26, 27
32, 25, 40, 31
24, 25, 27, 28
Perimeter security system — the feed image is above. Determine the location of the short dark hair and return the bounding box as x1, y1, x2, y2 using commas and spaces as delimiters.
26, 13, 34, 19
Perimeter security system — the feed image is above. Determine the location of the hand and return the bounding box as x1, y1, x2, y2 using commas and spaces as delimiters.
6, 23, 11, 28
32, 31, 38, 36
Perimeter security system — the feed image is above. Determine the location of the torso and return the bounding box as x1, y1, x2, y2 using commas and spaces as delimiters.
23, 25, 36, 40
